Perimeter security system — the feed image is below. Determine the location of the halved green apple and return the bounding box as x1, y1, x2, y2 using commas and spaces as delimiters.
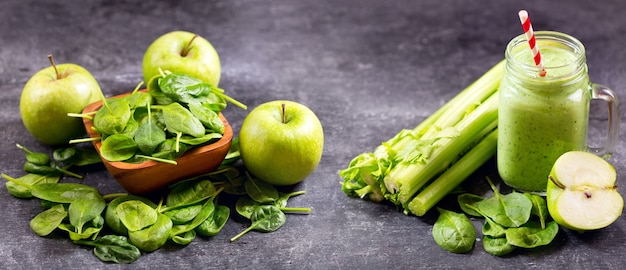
546, 151, 623, 231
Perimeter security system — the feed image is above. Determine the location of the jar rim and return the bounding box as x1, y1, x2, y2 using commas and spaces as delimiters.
505, 31, 586, 76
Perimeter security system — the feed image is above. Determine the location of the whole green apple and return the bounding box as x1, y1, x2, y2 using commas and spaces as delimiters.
142, 31, 221, 87
239, 100, 324, 186
546, 151, 624, 231
20, 55, 102, 146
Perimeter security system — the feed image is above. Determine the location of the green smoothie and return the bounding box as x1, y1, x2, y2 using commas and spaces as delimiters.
498, 39, 590, 192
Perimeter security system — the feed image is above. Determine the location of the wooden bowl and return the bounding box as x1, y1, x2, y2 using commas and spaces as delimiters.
81, 91, 233, 194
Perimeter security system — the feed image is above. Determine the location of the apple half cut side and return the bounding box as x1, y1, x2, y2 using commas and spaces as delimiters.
546, 151, 624, 231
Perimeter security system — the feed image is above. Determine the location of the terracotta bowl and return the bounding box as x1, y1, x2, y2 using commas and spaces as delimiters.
81, 91, 233, 194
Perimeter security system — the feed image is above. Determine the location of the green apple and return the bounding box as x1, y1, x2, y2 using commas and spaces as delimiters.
546, 151, 624, 231
239, 100, 324, 186
142, 31, 221, 87
20, 55, 102, 146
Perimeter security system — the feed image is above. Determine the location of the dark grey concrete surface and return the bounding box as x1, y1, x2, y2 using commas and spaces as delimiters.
2, 0, 626, 269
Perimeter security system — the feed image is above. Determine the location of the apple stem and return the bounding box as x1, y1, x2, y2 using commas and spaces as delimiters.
48, 54, 60, 80
548, 175, 565, 189
584, 192, 592, 199
281, 103, 286, 124
181, 34, 199, 57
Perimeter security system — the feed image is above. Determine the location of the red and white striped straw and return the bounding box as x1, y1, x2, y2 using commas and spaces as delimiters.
518, 10, 546, 77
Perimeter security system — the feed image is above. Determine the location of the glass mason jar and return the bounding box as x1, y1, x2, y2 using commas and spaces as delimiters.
497, 31, 620, 193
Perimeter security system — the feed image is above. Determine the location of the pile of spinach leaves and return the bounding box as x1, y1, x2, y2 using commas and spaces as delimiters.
2, 143, 311, 264
83, 71, 246, 164
433, 177, 559, 256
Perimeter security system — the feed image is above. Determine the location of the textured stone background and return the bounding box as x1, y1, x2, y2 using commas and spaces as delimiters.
1, 0, 626, 268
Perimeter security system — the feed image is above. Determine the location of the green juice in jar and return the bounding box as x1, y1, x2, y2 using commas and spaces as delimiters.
498, 33, 590, 193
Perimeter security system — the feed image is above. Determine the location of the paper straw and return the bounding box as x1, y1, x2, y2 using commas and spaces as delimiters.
518, 10, 546, 77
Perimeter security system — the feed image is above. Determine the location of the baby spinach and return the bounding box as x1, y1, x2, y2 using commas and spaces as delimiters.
100, 134, 139, 162
483, 235, 516, 256
75, 235, 142, 264
196, 205, 230, 237
171, 230, 196, 246
178, 133, 222, 146
155, 103, 205, 138
165, 179, 217, 210
157, 72, 211, 104
475, 177, 532, 228
526, 193, 549, 229
230, 205, 286, 242
128, 213, 173, 252
134, 120, 167, 154
169, 198, 216, 239
105, 195, 157, 235
16, 143, 50, 165
93, 97, 131, 135
506, 221, 559, 249
69, 198, 106, 236
457, 193, 484, 217
4, 173, 60, 199
188, 102, 224, 134
116, 200, 159, 232
432, 208, 475, 253
163, 203, 204, 225
53, 147, 102, 167
244, 174, 279, 204
29, 204, 67, 236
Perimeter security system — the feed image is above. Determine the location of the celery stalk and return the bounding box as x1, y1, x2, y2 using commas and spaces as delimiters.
390, 93, 498, 205
407, 129, 498, 216
339, 60, 504, 215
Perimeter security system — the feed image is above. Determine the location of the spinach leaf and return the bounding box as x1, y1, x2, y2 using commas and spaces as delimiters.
171, 230, 196, 245
116, 200, 159, 232
75, 235, 142, 264
476, 178, 532, 228
100, 134, 138, 162
235, 196, 261, 219
179, 133, 222, 146
506, 221, 559, 248
105, 195, 157, 236
165, 179, 217, 210
244, 175, 278, 204
169, 199, 216, 238
432, 208, 475, 253
69, 198, 106, 235
30, 183, 101, 203
457, 193, 484, 217
483, 235, 516, 256
158, 73, 211, 104
5, 173, 60, 199
163, 203, 204, 225
155, 103, 205, 138
526, 193, 549, 229
29, 204, 67, 236
124, 91, 152, 109
93, 97, 131, 135
16, 144, 50, 165
53, 147, 102, 167
151, 138, 188, 160
188, 102, 224, 134
58, 214, 105, 241
128, 213, 173, 252
196, 205, 230, 237
134, 120, 166, 154
230, 205, 286, 242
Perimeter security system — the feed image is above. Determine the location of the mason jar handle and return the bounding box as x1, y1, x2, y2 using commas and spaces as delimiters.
588, 83, 620, 159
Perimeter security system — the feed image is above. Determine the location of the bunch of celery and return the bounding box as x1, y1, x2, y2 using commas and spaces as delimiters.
340, 60, 504, 216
